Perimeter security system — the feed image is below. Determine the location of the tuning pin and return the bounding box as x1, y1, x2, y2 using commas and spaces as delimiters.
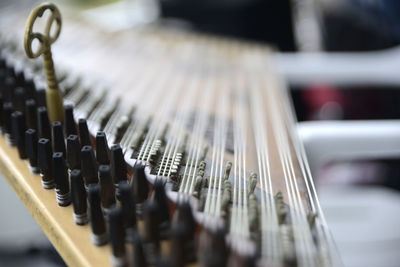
131, 163, 149, 217
25, 129, 39, 174
37, 106, 51, 140
108, 206, 126, 267
37, 138, 54, 189
142, 200, 161, 260
14, 87, 26, 114
64, 104, 77, 137
3, 102, 15, 145
173, 201, 196, 263
4, 77, 15, 103
119, 181, 137, 239
87, 183, 108, 246
96, 131, 109, 165
78, 118, 92, 147
98, 165, 116, 214
152, 180, 170, 239
111, 144, 127, 198
70, 169, 88, 225
81, 145, 98, 187
174, 201, 196, 234
198, 228, 228, 267
24, 77, 36, 101
227, 250, 256, 267
14, 70, 25, 89
52, 121, 66, 156
11, 111, 27, 159
169, 223, 187, 267
53, 152, 70, 206
25, 99, 37, 130
130, 232, 148, 267
66, 134, 81, 170
0, 97, 3, 132
36, 88, 46, 108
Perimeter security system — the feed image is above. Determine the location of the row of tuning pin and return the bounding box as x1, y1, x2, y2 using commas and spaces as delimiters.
0, 41, 259, 267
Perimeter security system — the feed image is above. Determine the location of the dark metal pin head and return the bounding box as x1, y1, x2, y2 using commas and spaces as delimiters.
66, 134, 81, 170
119, 181, 137, 230
37, 106, 51, 140
78, 118, 91, 147
143, 200, 160, 245
36, 88, 46, 108
14, 87, 26, 114
152, 180, 170, 230
25, 99, 37, 130
52, 121, 66, 155
110, 144, 127, 184
37, 138, 54, 189
87, 183, 108, 246
3, 102, 15, 145
199, 228, 228, 267
131, 232, 148, 267
80, 145, 98, 186
70, 169, 88, 225
25, 128, 39, 174
169, 223, 187, 267
64, 104, 77, 137
3, 77, 15, 102
11, 111, 27, 159
108, 206, 126, 266
132, 163, 149, 204
52, 152, 70, 206
98, 165, 116, 211
96, 131, 109, 165
0, 97, 4, 131
174, 201, 196, 242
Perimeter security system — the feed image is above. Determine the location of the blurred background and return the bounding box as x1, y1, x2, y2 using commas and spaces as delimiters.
1, 0, 400, 266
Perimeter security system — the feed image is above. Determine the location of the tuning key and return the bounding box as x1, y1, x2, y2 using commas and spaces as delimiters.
24, 3, 64, 122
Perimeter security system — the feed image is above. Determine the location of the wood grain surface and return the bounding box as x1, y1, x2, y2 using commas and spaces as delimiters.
0, 136, 111, 267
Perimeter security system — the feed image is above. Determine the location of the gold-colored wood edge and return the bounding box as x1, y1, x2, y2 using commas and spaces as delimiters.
0, 136, 111, 267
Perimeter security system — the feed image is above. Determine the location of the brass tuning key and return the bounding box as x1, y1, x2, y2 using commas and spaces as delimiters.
24, 2, 64, 123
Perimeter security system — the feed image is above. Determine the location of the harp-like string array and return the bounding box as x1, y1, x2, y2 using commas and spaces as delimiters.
0, 2, 342, 266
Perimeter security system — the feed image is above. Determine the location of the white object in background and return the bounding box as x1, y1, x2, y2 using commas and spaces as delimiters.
82, 0, 160, 32
276, 46, 400, 86
297, 120, 400, 176
319, 186, 400, 267
0, 175, 49, 251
